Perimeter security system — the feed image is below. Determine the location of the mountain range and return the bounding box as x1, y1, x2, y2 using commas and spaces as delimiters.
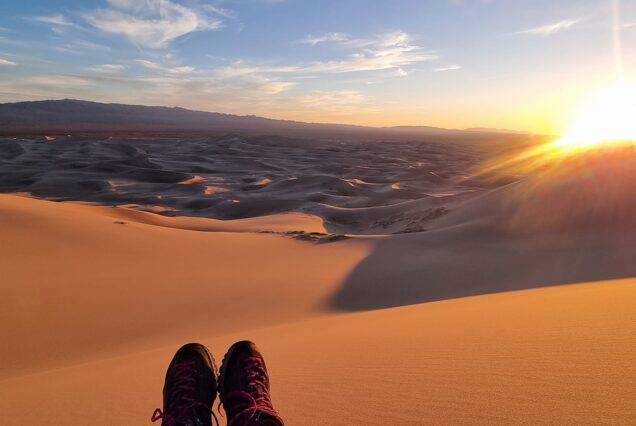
0, 99, 535, 141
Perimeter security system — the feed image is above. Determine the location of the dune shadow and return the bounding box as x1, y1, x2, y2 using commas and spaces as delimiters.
332, 148, 636, 311
331, 225, 636, 311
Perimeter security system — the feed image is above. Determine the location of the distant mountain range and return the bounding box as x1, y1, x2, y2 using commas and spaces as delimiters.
0, 99, 536, 141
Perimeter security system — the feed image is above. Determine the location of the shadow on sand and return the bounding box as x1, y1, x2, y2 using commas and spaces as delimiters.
330, 225, 636, 311
331, 149, 636, 310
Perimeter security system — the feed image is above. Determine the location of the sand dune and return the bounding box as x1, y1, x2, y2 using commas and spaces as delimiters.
334, 147, 636, 309
0, 135, 500, 231
0, 194, 371, 377
2, 197, 634, 424
1, 135, 634, 425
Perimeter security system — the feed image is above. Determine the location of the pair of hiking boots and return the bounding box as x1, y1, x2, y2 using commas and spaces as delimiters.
152, 341, 284, 426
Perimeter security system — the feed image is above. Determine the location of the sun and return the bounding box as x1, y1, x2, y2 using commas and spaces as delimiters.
552, 84, 636, 152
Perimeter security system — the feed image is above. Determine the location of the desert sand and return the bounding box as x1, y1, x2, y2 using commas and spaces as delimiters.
1, 136, 635, 425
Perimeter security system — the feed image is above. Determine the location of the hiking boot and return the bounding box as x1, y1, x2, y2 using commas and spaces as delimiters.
152, 343, 218, 426
218, 341, 284, 426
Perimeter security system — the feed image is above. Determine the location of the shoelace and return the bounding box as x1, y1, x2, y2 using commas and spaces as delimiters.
151, 361, 219, 426
221, 357, 284, 426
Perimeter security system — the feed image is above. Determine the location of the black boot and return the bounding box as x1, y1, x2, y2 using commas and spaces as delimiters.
219, 341, 284, 426
152, 343, 218, 426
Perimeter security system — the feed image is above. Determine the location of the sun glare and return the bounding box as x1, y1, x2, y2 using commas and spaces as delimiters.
553, 84, 636, 152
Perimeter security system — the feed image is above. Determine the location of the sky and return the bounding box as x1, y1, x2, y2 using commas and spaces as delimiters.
0, 0, 635, 134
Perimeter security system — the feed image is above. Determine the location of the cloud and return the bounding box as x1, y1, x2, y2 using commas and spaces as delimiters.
0, 58, 17, 66
308, 31, 437, 73
294, 31, 437, 74
33, 13, 74, 26
0, 74, 101, 102
0, 25, 437, 116
55, 40, 113, 55
215, 61, 300, 79
239, 77, 295, 96
433, 65, 461, 72
25, 74, 95, 88
83, 0, 223, 48
212, 30, 435, 81
299, 32, 349, 46
291, 90, 377, 115
136, 59, 194, 75
87, 63, 127, 73
517, 19, 580, 36
0, 69, 296, 107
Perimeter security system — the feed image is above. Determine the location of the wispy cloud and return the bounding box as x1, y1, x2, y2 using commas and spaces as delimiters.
136, 59, 194, 75
33, 13, 74, 27
24, 74, 94, 88
433, 64, 461, 72
517, 19, 580, 36
394, 68, 408, 76
294, 31, 436, 75
0, 69, 295, 106
214, 31, 435, 81
308, 31, 437, 73
87, 63, 127, 73
299, 32, 349, 46
0, 58, 17, 66
55, 40, 113, 55
215, 62, 300, 79
240, 77, 295, 96
295, 90, 376, 114
0, 21, 437, 119
0, 35, 29, 48
82, 0, 224, 49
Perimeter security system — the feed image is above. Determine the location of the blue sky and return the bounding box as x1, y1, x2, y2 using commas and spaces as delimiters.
0, 0, 634, 132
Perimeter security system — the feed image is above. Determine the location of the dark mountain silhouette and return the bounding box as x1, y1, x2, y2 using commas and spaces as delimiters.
0, 99, 536, 141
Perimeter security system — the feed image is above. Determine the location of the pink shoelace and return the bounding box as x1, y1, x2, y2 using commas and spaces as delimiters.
221, 357, 284, 426
151, 360, 218, 426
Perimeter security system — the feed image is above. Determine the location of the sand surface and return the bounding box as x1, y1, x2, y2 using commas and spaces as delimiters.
1, 137, 635, 425
2, 278, 635, 425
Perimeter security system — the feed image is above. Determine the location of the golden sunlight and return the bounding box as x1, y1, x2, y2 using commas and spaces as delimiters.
552, 84, 636, 152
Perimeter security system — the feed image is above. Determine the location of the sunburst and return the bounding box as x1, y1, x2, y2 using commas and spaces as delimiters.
552, 84, 636, 153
